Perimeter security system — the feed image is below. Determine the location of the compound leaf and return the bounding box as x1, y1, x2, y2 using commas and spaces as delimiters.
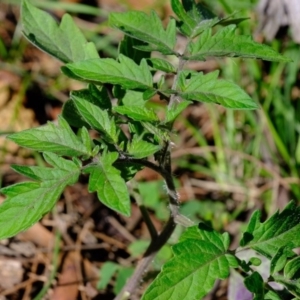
84, 152, 130, 216
109, 11, 176, 55
21, 0, 98, 63
188, 25, 292, 62
240, 201, 300, 258
0, 160, 80, 239
7, 116, 91, 157
178, 70, 258, 109
62, 55, 152, 90
142, 225, 238, 300
113, 105, 159, 122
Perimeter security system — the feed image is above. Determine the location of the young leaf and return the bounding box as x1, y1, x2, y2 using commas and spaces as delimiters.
240, 201, 300, 258
178, 70, 258, 109
142, 225, 238, 300
7, 116, 91, 157
127, 138, 161, 159
71, 99, 118, 143
21, 0, 98, 63
83, 152, 130, 216
166, 100, 192, 123
188, 25, 292, 62
0, 161, 80, 239
147, 58, 176, 73
113, 106, 159, 122
109, 11, 176, 55
62, 55, 153, 90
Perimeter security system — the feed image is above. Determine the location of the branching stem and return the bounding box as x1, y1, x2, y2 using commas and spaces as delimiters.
114, 156, 179, 300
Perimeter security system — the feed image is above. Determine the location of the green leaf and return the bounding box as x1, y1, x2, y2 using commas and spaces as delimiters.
79, 127, 92, 154
240, 201, 300, 258
188, 25, 292, 62
142, 122, 170, 143
114, 267, 134, 295
71, 99, 118, 143
84, 152, 130, 216
113, 162, 143, 182
166, 100, 192, 122
171, 0, 217, 37
21, 0, 98, 63
0, 160, 80, 239
63, 85, 112, 129
7, 116, 91, 157
71, 84, 112, 110
284, 257, 300, 280
244, 272, 264, 298
44, 152, 78, 170
270, 244, 296, 275
171, 0, 195, 37
113, 105, 159, 122
97, 262, 119, 290
143, 89, 157, 101
178, 70, 258, 109
272, 275, 300, 298
128, 138, 161, 158
109, 11, 176, 55
142, 225, 238, 300
264, 290, 281, 300
120, 90, 146, 107
62, 55, 153, 90
11, 154, 79, 181
147, 58, 176, 73
119, 35, 151, 64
